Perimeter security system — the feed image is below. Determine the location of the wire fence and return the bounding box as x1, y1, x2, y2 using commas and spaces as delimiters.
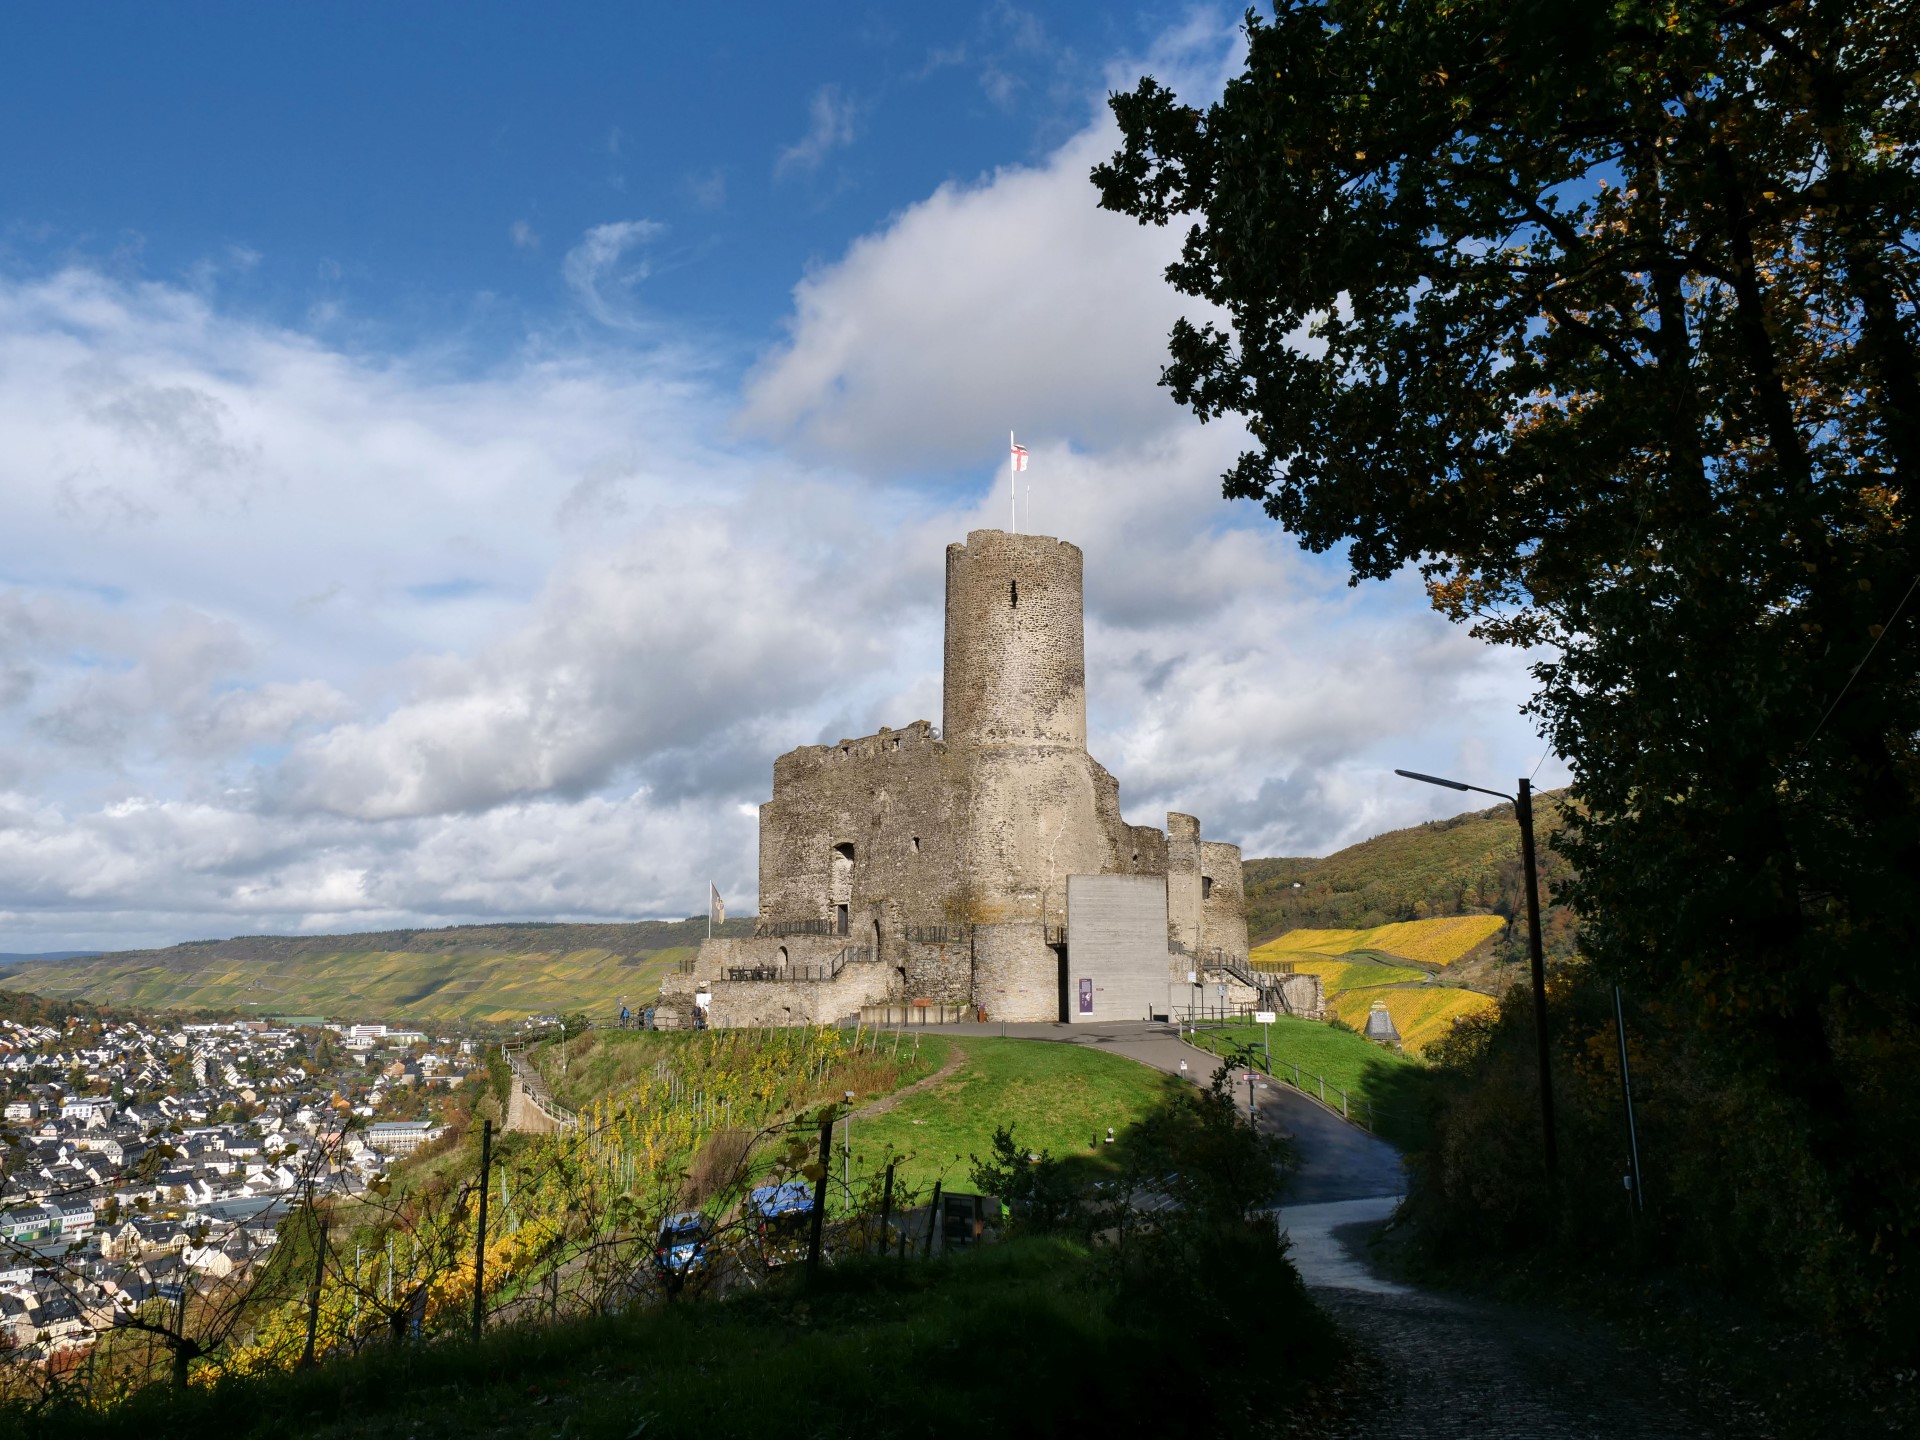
0, 1022, 986, 1413
1185, 1017, 1386, 1133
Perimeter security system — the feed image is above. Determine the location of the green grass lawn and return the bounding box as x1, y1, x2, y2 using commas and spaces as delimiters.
848, 1037, 1182, 1197
1188, 1015, 1431, 1150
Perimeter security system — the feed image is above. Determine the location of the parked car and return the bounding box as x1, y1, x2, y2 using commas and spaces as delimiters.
654, 1211, 710, 1285
748, 1181, 816, 1269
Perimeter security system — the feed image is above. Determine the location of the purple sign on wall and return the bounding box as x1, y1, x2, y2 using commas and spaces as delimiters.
1078, 977, 1094, 1015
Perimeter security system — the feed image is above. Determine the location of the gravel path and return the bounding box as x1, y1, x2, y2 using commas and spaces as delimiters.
1315, 1278, 1704, 1438
914, 1019, 1712, 1437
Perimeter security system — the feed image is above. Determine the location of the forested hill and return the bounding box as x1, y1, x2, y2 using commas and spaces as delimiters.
1245, 793, 1575, 953
0, 918, 756, 1026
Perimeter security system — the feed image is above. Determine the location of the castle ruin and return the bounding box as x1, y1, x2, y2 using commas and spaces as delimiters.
660, 529, 1322, 1027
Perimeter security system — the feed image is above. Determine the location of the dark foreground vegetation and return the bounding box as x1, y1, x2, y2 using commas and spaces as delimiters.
1398, 977, 1920, 1435
1099, 0, 1920, 1420
0, 1057, 1337, 1438
0, 1233, 1335, 1440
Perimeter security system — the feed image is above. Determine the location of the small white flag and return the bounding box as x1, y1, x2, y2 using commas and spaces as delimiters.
709, 884, 725, 926
1010, 442, 1029, 472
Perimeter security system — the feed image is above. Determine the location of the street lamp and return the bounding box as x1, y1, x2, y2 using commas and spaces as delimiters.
1394, 768, 1558, 1175
842, 1090, 854, 1212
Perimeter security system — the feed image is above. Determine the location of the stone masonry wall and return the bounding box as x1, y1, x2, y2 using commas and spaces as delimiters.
943, 531, 1086, 748
1166, 812, 1204, 958
1200, 839, 1249, 961
958, 744, 1128, 925
970, 922, 1060, 1023
757, 720, 961, 937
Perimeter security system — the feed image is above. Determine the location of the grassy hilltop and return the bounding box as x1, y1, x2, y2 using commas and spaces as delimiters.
0, 918, 754, 1025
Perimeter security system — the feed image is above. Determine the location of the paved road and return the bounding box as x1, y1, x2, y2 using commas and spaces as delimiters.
925, 1019, 1706, 1437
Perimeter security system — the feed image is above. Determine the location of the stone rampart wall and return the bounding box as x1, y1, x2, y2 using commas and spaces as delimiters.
1199, 839, 1249, 962
758, 719, 961, 934
1166, 812, 1204, 955
701, 965, 887, 1029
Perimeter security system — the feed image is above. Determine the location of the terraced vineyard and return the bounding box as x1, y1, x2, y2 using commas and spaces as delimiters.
1252, 914, 1503, 1053
1258, 914, 1506, 967
0, 920, 753, 1024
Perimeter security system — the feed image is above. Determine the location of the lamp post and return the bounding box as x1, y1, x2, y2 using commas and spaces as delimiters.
842, 1090, 854, 1213
1394, 768, 1558, 1175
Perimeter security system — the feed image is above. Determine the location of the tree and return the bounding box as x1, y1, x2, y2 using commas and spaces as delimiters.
1097, 0, 1918, 1336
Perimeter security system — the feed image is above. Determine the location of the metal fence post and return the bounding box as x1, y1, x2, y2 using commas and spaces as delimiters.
924, 1180, 943, 1260
471, 1118, 492, 1341
806, 1112, 833, 1279
300, 1198, 328, 1368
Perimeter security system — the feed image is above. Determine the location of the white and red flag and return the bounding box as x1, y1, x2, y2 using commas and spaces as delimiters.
1009, 432, 1030, 532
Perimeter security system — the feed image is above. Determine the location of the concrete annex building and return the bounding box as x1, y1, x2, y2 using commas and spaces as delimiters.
662, 529, 1323, 1028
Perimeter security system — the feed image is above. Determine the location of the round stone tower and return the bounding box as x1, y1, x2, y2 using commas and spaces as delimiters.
942, 530, 1087, 750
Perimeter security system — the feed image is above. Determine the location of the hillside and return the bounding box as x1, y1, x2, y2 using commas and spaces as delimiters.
1242, 799, 1583, 1056
0, 800, 1578, 1030
0, 918, 755, 1025
1245, 792, 1577, 960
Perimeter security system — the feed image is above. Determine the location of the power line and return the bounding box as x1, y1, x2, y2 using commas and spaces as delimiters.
1807, 572, 1919, 744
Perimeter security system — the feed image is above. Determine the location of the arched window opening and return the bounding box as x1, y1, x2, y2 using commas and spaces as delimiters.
831, 842, 854, 935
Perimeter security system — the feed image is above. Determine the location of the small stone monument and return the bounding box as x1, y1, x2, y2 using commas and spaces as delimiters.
1364, 999, 1401, 1046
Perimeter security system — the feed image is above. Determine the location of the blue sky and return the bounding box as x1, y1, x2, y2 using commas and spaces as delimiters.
7, 4, 1154, 370
0, 5, 1560, 951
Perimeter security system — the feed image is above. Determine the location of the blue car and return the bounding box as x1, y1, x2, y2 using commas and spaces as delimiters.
654, 1211, 710, 1283
748, 1180, 816, 1268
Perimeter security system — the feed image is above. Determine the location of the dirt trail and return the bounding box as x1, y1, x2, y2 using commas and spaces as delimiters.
852, 1039, 968, 1119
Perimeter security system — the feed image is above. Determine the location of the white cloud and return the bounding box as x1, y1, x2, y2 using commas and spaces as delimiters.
775, 85, 858, 178
741, 121, 1208, 471
0, 16, 1556, 953
561, 219, 665, 328
509, 219, 541, 251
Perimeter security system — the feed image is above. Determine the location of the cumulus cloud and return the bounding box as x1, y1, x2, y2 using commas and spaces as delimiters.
0, 15, 1555, 952
775, 85, 858, 178
561, 219, 665, 327
268, 499, 909, 820
741, 121, 1211, 471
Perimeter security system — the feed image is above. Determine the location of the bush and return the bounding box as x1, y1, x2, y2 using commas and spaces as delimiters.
1401, 966, 1919, 1357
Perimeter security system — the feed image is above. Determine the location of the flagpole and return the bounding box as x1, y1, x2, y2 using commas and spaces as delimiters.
1009, 430, 1016, 533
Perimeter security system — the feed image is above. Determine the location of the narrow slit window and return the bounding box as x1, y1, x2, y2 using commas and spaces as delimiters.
1009, 578, 1018, 608
1201, 875, 1214, 900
